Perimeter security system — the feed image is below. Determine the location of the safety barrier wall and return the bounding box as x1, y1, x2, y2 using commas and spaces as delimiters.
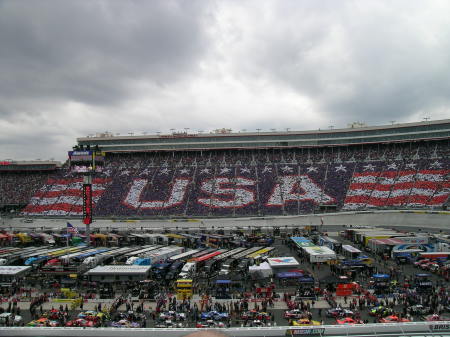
0, 322, 449, 337
3, 210, 450, 231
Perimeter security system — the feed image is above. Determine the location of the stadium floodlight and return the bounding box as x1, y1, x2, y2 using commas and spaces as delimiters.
329, 125, 334, 130
256, 128, 261, 133
285, 128, 290, 132
128, 132, 134, 136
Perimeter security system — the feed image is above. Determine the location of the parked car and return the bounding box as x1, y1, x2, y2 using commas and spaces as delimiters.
326, 307, 354, 318
249, 319, 269, 327
284, 309, 305, 319
159, 311, 186, 321
291, 318, 321, 326
241, 311, 271, 321
110, 319, 140, 328
78, 310, 107, 322
155, 320, 184, 328
369, 306, 393, 317
424, 314, 450, 321
0, 313, 22, 326
196, 320, 225, 328
410, 304, 430, 315
200, 311, 229, 321
337, 317, 364, 325
27, 318, 60, 327
66, 319, 97, 327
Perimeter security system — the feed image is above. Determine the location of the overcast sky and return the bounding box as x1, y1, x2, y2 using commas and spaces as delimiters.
1, 0, 450, 161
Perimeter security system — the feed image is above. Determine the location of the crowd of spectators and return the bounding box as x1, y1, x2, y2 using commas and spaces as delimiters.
2, 141, 448, 217
0, 171, 51, 207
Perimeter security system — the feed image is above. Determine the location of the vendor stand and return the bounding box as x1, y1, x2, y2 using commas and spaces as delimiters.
372, 273, 390, 295
214, 277, 244, 299
277, 272, 304, 287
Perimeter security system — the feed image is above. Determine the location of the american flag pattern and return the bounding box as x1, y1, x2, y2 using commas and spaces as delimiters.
22, 177, 111, 216
343, 164, 450, 210
67, 223, 79, 234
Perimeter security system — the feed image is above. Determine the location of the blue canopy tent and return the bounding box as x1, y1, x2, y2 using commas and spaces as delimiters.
298, 276, 315, 283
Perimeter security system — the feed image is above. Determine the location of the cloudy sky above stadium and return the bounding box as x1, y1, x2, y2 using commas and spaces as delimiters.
1, 0, 450, 161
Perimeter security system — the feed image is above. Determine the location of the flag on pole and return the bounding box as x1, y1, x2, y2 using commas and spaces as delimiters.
67, 222, 79, 235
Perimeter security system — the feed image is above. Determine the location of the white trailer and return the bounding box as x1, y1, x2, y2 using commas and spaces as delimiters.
146, 246, 184, 265
169, 249, 202, 262
126, 246, 183, 265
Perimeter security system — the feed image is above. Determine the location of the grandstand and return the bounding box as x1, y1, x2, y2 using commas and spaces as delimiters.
0, 160, 61, 214
1, 120, 449, 218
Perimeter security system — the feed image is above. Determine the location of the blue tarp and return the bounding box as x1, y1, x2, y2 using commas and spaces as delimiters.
299, 277, 314, 283
216, 280, 232, 284
372, 274, 390, 279
277, 272, 304, 278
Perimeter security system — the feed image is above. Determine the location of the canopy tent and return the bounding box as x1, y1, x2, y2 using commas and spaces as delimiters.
302, 246, 336, 263
248, 262, 273, 279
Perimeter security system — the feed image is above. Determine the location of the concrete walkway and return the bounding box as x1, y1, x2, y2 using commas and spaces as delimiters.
0, 293, 339, 312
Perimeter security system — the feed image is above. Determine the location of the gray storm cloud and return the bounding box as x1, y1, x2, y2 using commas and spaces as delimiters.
0, 0, 209, 109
